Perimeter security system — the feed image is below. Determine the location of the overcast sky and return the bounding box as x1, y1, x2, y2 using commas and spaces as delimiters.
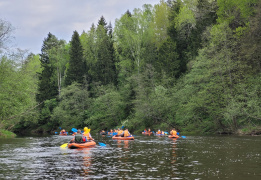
0, 0, 160, 54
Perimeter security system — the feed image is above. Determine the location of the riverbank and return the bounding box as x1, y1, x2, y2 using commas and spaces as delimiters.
0, 129, 16, 138
237, 126, 261, 136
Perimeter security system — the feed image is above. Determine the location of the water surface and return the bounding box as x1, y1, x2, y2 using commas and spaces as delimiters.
0, 134, 260, 179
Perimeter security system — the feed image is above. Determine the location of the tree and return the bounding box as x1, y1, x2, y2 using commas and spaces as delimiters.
65, 30, 85, 86
51, 83, 91, 129
0, 19, 14, 53
94, 16, 117, 86
36, 33, 61, 104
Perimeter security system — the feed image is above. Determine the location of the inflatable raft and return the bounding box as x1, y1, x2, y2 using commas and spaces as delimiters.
168, 135, 179, 139
68, 141, 96, 149
59, 133, 67, 136
142, 132, 152, 135
112, 135, 134, 140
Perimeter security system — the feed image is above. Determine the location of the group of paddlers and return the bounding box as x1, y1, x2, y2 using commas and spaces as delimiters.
142, 128, 178, 136
107, 128, 131, 137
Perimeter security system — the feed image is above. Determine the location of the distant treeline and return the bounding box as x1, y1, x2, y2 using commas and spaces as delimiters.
1, 0, 261, 135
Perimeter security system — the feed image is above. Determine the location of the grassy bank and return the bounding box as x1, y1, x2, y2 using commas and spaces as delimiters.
0, 129, 16, 138
237, 126, 261, 135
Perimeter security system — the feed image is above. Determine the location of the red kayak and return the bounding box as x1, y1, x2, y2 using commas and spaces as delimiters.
112, 135, 134, 140
68, 141, 96, 149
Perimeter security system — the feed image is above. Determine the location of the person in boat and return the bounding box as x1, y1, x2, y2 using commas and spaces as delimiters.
83, 127, 94, 141
108, 129, 113, 135
170, 129, 177, 136
71, 129, 86, 143
100, 130, 106, 135
148, 128, 151, 133
60, 129, 67, 135
117, 128, 123, 137
124, 129, 131, 137
157, 129, 161, 135
117, 128, 130, 137
72, 132, 77, 136
144, 129, 147, 133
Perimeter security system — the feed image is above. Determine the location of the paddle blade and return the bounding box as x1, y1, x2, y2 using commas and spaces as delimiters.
71, 128, 77, 132
181, 136, 186, 138
98, 142, 106, 146
60, 143, 68, 148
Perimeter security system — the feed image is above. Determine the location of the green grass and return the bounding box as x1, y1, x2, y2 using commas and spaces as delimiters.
0, 129, 16, 138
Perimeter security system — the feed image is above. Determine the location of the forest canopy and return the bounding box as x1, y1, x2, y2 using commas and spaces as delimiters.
1, 0, 261, 135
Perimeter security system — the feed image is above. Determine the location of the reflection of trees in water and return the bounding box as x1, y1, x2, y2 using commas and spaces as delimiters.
117, 140, 131, 177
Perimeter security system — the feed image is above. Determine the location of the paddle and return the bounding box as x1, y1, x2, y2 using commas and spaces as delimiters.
98, 142, 106, 146
60, 142, 68, 148
71, 128, 77, 133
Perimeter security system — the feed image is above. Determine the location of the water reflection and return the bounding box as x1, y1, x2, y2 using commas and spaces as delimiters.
171, 138, 177, 164
82, 148, 92, 176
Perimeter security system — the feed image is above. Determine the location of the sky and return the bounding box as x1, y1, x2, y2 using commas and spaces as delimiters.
0, 0, 160, 54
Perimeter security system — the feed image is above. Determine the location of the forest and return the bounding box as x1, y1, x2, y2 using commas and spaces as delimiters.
1, 0, 261, 136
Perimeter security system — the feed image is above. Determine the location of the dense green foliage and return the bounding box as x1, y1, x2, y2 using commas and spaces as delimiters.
1, 0, 261, 136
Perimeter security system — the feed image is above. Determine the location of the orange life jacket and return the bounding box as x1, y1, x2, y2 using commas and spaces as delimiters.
118, 130, 123, 135
171, 130, 177, 136
124, 130, 130, 137
157, 131, 161, 134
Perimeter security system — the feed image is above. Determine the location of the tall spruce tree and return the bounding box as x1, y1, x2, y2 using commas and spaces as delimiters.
37, 33, 60, 103
93, 16, 117, 85
65, 30, 85, 86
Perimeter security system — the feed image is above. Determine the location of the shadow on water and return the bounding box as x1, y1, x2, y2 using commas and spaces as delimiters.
0, 134, 260, 179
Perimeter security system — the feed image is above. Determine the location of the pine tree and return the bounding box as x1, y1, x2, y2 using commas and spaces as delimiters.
65, 30, 85, 86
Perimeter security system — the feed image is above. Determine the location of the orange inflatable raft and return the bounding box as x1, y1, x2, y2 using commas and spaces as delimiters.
68, 141, 96, 149
142, 132, 152, 135
59, 133, 67, 136
168, 135, 179, 139
112, 135, 134, 140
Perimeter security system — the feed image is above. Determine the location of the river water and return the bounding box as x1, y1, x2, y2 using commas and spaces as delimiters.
0, 134, 260, 179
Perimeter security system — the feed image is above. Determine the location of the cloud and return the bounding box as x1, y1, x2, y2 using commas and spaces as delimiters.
0, 0, 160, 54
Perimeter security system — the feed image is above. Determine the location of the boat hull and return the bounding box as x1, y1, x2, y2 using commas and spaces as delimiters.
168, 135, 179, 139
112, 135, 134, 140
142, 132, 152, 135
68, 141, 96, 149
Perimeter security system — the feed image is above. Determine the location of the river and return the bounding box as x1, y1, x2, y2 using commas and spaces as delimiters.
0, 134, 260, 179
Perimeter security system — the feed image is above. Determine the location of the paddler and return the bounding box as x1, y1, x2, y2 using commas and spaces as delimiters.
170, 129, 177, 136
71, 129, 86, 143
117, 128, 123, 137
124, 129, 131, 137
83, 127, 94, 141
60, 129, 67, 135
157, 129, 161, 135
